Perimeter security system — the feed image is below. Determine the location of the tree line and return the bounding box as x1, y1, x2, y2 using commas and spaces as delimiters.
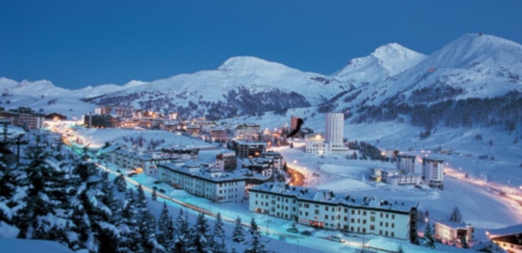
0, 132, 272, 253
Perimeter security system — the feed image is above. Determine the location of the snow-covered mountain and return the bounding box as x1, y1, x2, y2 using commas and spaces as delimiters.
331, 33, 522, 131
1, 33, 521, 129
333, 43, 426, 87
85, 56, 354, 119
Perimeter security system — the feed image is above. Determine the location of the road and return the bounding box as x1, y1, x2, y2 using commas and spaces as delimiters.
287, 166, 305, 186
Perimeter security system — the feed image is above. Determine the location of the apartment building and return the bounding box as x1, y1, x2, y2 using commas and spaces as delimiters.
434, 220, 474, 245
422, 157, 444, 189
249, 182, 418, 241
228, 140, 267, 158
235, 123, 260, 140
0, 107, 45, 130
396, 154, 417, 174
305, 133, 326, 155
381, 170, 422, 185
102, 148, 183, 174
158, 162, 269, 203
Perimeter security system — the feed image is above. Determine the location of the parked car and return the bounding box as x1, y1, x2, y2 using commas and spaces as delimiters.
128, 172, 137, 177
300, 230, 313, 236
159, 188, 166, 193
328, 236, 345, 243
152, 186, 158, 190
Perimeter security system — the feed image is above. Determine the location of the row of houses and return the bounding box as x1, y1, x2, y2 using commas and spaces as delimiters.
249, 182, 419, 242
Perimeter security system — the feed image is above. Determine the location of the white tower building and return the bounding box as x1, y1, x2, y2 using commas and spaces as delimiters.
324, 113, 348, 155
422, 157, 444, 189
397, 154, 417, 174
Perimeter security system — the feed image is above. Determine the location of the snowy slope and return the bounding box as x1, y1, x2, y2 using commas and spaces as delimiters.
337, 33, 522, 109
334, 43, 426, 87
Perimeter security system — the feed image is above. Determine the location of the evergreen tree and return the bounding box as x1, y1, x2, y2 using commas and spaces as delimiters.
119, 189, 141, 253
0, 151, 28, 236
174, 209, 190, 253
423, 222, 436, 249
245, 218, 266, 253
114, 173, 127, 192
152, 188, 157, 201
189, 213, 212, 253
157, 202, 175, 251
212, 213, 227, 253
17, 133, 75, 242
232, 216, 246, 243
97, 171, 123, 253
449, 206, 463, 223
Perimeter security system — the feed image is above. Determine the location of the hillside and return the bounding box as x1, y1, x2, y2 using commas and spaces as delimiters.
332, 33, 522, 131
0, 33, 521, 130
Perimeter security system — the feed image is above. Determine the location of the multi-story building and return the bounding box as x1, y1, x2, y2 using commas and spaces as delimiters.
260, 151, 284, 171
422, 157, 444, 189
84, 114, 119, 128
101, 147, 186, 174
396, 154, 416, 173
160, 120, 184, 132
95, 105, 134, 118
324, 113, 348, 155
240, 157, 274, 178
434, 220, 474, 246
1, 107, 45, 129
489, 224, 522, 253
158, 162, 270, 203
228, 140, 266, 158
235, 123, 260, 140
216, 152, 237, 171
249, 182, 418, 241
210, 127, 228, 142
305, 133, 326, 155
185, 124, 201, 135
381, 170, 422, 185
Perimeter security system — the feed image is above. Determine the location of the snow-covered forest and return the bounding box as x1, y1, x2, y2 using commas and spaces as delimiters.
0, 132, 271, 253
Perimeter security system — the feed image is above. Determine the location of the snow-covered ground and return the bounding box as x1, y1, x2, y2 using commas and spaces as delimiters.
44, 119, 522, 252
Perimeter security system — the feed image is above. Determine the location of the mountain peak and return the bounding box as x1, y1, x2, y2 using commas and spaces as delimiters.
371, 43, 423, 62
218, 56, 290, 72
334, 43, 426, 82
425, 32, 522, 69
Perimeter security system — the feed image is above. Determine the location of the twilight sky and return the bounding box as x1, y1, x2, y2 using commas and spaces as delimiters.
1, 0, 521, 90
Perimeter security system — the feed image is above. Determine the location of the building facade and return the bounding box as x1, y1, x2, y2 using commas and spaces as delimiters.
102, 148, 185, 174
489, 224, 522, 253
1, 107, 45, 129
434, 221, 474, 246
422, 157, 444, 189
249, 183, 418, 241
397, 154, 416, 174
305, 133, 326, 155
216, 152, 237, 171
158, 162, 264, 203
381, 170, 422, 185
210, 127, 228, 142
324, 113, 348, 155
235, 124, 260, 140
228, 140, 267, 159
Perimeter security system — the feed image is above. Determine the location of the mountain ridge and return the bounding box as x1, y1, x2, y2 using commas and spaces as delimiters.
0, 33, 520, 128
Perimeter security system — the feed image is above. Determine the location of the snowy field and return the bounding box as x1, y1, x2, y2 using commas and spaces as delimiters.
46, 120, 522, 252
